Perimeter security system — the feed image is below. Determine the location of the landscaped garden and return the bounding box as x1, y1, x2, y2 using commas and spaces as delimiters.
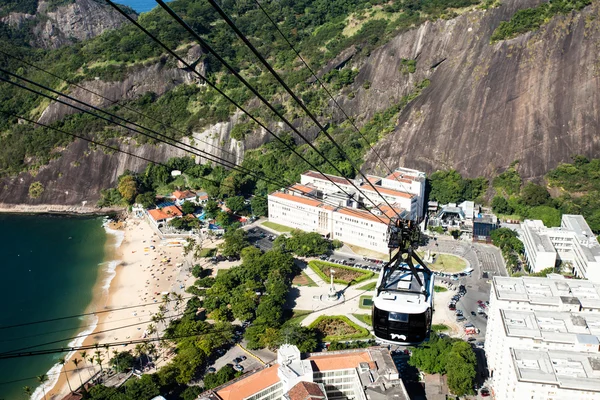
310, 315, 370, 341
292, 271, 317, 287
262, 221, 294, 233
308, 260, 373, 285
352, 313, 372, 326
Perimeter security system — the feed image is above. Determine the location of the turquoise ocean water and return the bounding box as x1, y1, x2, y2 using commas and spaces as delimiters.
117, 0, 173, 13
0, 215, 109, 400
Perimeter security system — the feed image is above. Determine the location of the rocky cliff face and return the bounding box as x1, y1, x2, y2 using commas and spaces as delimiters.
3, 0, 599, 207
357, 0, 600, 180
1, 0, 132, 49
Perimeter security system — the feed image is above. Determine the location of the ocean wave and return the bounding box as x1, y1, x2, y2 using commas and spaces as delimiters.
31, 314, 99, 400
102, 219, 125, 249
101, 260, 119, 291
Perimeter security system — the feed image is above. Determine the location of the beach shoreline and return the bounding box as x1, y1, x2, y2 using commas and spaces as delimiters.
39, 216, 195, 400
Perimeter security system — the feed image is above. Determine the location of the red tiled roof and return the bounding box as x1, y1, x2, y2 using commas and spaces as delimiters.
270, 191, 322, 207
148, 205, 183, 221
287, 381, 326, 400
379, 203, 406, 219
309, 351, 372, 371
361, 184, 415, 199
291, 184, 317, 194
216, 365, 280, 400
173, 190, 196, 200
385, 171, 419, 183
199, 194, 209, 200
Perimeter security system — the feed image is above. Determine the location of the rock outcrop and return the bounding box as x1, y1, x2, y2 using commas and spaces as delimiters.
1, 0, 133, 49
3, 0, 600, 207
357, 0, 600, 180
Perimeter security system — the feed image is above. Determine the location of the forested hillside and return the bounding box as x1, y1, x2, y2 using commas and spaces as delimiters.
0, 0, 598, 208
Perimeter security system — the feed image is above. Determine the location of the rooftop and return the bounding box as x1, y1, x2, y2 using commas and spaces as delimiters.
172, 190, 196, 200
384, 169, 425, 183
286, 381, 326, 400
360, 184, 415, 199
492, 276, 600, 310
501, 309, 600, 345
147, 205, 183, 221
291, 184, 318, 195
270, 191, 323, 208
215, 365, 280, 400
302, 170, 353, 186
523, 220, 556, 253
511, 348, 600, 392
336, 206, 390, 225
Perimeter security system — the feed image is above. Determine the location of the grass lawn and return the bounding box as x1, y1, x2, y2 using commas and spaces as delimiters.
262, 221, 294, 233
431, 324, 449, 332
357, 281, 377, 291
418, 252, 467, 272
308, 260, 373, 286
287, 310, 312, 325
310, 315, 370, 341
434, 285, 448, 292
359, 295, 373, 309
199, 248, 217, 258
352, 313, 372, 326
292, 271, 317, 287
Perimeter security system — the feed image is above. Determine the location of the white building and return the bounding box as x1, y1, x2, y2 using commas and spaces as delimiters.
521, 219, 558, 272
380, 168, 426, 218
520, 215, 600, 281
299, 169, 425, 220
486, 276, 600, 400
200, 345, 407, 400
268, 185, 406, 254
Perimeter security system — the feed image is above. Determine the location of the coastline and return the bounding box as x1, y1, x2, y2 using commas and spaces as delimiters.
0, 203, 123, 216
41, 216, 194, 400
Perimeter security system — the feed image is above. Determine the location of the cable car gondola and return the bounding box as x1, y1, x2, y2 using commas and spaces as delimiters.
372, 219, 434, 345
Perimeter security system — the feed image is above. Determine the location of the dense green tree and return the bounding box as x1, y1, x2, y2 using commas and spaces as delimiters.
109, 351, 135, 372
250, 195, 268, 216
117, 175, 138, 204
219, 228, 249, 257
493, 167, 522, 195
521, 182, 550, 206
491, 196, 514, 215
204, 199, 220, 219
286, 230, 331, 256
135, 192, 156, 208
181, 201, 196, 214
225, 196, 246, 213
428, 170, 464, 204
204, 365, 238, 390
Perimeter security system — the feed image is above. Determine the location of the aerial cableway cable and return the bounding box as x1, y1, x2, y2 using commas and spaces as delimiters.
0, 285, 375, 360
149, 0, 397, 220
0, 49, 240, 160
177, 0, 403, 220
0, 106, 392, 237
100, 0, 390, 225
250, 0, 423, 218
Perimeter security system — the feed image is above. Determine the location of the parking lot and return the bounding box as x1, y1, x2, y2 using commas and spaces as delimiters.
209, 344, 264, 376
246, 227, 276, 251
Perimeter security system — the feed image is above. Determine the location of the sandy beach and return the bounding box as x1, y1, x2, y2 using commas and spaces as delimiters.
42, 217, 197, 400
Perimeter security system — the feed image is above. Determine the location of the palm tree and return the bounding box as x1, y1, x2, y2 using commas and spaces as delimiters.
72, 358, 84, 390
58, 357, 73, 393
103, 344, 110, 367
112, 349, 120, 372
174, 293, 184, 313
22, 386, 32, 399
95, 351, 104, 374
80, 351, 92, 379
36, 374, 48, 400
87, 356, 95, 377
134, 343, 146, 371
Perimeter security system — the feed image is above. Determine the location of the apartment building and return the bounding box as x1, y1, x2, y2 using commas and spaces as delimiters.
486, 276, 600, 400
299, 169, 425, 220
198, 345, 407, 400
520, 215, 600, 281
268, 185, 406, 254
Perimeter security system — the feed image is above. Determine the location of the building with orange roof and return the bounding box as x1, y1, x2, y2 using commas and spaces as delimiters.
147, 205, 183, 227
200, 345, 407, 400
267, 187, 407, 254
172, 190, 197, 205
380, 168, 426, 218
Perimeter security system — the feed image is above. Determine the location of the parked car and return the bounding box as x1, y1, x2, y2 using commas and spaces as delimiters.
471, 311, 477, 316
207, 367, 216, 373
467, 337, 477, 342
240, 355, 247, 361
233, 357, 243, 364
475, 342, 485, 349
456, 315, 466, 322
480, 387, 490, 397
233, 364, 244, 372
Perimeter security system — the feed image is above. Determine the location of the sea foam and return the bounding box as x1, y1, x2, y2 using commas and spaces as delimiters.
32, 219, 125, 399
